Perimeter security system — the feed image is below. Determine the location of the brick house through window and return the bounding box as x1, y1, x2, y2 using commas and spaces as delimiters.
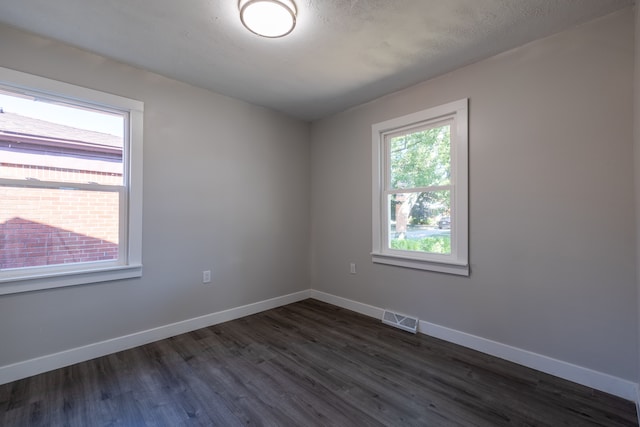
0, 110, 123, 270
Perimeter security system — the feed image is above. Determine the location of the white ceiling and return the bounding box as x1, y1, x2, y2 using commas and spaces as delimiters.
0, 0, 633, 121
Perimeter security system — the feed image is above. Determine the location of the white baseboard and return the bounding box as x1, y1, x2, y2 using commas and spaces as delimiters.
420, 321, 637, 401
2, 288, 638, 403
0, 289, 311, 386
309, 290, 638, 402
310, 289, 384, 318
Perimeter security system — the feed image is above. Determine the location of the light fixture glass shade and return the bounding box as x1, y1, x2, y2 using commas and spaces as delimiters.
239, 0, 297, 38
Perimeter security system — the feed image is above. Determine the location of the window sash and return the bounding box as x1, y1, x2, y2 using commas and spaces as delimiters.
385, 185, 451, 194
0, 179, 128, 274
382, 116, 456, 260
385, 190, 454, 256
384, 118, 453, 192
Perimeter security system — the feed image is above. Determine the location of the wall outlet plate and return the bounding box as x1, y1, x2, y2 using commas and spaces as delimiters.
202, 270, 211, 283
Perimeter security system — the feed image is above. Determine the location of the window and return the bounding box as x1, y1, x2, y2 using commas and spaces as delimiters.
0, 67, 143, 294
372, 99, 468, 275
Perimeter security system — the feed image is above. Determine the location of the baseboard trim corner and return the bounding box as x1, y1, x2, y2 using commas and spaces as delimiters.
0, 289, 311, 386
636, 384, 640, 425
309, 290, 638, 402
309, 289, 384, 318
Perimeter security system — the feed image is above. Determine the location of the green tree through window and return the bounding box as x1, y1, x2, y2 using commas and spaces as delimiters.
388, 123, 452, 254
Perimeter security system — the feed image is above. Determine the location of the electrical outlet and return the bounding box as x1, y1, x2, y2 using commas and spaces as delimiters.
202, 270, 211, 283
349, 263, 356, 274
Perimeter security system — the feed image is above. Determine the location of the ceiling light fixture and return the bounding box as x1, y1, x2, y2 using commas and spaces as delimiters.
239, 0, 297, 38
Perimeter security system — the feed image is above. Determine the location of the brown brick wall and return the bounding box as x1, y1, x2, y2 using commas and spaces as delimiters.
1, 164, 121, 269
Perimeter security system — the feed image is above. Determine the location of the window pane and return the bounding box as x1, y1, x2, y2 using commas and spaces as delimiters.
0, 89, 124, 185
389, 123, 450, 189
389, 190, 451, 254
0, 186, 119, 269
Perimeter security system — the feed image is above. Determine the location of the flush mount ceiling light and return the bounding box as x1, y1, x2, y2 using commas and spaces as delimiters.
239, 0, 297, 38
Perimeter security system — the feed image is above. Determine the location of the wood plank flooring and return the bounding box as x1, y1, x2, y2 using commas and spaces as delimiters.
0, 299, 637, 426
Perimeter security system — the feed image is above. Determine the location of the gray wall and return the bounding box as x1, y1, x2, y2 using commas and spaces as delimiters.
0, 24, 310, 366
635, 4, 640, 385
311, 9, 637, 380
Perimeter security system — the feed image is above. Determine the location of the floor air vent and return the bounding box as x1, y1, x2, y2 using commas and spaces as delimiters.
382, 310, 418, 334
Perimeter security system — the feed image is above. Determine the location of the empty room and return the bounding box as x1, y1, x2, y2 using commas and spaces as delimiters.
0, 0, 639, 425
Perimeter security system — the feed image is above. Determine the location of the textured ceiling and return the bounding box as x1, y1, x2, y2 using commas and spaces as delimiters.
0, 0, 633, 121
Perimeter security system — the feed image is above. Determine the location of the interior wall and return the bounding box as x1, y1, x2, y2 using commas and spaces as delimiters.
635, 3, 640, 387
310, 9, 637, 380
0, 24, 310, 367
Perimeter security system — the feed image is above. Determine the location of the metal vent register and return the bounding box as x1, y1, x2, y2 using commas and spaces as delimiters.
382, 310, 418, 334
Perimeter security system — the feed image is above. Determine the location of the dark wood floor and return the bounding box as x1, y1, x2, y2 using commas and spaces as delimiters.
0, 299, 637, 426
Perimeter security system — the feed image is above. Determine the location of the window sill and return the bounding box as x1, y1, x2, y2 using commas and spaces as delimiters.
371, 252, 469, 276
0, 264, 143, 295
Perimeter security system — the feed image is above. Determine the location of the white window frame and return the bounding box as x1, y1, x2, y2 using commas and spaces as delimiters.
0, 66, 143, 295
372, 98, 468, 276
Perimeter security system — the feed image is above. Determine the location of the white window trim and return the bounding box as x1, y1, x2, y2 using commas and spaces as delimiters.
0, 66, 143, 295
372, 98, 469, 276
